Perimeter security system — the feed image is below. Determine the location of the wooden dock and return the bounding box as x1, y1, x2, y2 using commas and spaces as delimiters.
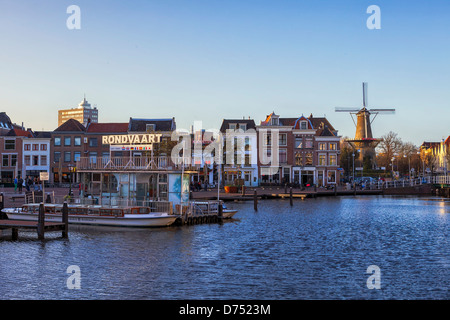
0, 202, 69, 240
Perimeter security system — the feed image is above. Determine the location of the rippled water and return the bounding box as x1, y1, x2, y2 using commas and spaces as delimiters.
0, 195, 448, 300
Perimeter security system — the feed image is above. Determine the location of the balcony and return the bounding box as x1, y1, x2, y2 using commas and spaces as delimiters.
76, 156, 194, 171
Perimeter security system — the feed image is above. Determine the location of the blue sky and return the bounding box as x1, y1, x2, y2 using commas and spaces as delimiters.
0, 0, 449, 145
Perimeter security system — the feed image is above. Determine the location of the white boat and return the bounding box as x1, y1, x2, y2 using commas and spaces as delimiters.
2, 203, 178, 227
191, 201, 238, 219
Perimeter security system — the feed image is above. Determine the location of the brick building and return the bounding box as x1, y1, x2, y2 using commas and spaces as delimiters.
256, 112, 341, 186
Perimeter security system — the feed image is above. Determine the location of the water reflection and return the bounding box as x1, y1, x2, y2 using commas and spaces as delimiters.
0, 195, 448, 300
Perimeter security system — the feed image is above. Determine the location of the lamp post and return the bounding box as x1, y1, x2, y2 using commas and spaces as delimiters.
68, 164, 74, 196
352, 152, 355, 189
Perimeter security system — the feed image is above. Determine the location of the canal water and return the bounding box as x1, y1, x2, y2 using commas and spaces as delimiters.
0, 195, 448, 300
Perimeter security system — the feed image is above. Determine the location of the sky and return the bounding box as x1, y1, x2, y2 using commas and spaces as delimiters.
0, 0, 449, 146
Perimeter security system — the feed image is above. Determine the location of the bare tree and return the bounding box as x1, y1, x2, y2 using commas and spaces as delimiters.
376, 131, 402, 170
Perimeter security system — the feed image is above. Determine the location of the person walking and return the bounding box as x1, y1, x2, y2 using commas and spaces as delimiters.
14, 177, 18, 193
18, 177, 23, 192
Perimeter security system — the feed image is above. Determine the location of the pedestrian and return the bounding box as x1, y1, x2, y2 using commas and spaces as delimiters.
18, 177, 23, 192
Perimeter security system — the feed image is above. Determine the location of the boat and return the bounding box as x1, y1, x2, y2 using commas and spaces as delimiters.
1, 203, 178, 227
190, 201, 238, 219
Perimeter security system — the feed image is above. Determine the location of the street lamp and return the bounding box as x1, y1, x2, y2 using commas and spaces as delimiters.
68, 163, 74, 196
352, 152, 355, 189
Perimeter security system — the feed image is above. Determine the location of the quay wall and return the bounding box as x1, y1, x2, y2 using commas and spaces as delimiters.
382, 184, 433, 196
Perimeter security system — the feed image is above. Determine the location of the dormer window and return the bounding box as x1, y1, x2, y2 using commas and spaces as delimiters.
271, 117, 279, 126
238, 123, 247, 131
146, 124, 156, 132
229, 123, 237, 130
300, 121, 307, 130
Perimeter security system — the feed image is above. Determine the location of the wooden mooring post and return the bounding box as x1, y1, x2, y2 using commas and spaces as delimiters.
62, 202, 69, 238
289, 187, 293, 206
254, 190, 258, 211
37, 203, 45, 240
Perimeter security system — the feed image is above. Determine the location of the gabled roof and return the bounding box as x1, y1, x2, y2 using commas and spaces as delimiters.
307, 114, 335, 131
293, 116, 314, 130
86, 122, 129, 133
444, 136, 450, 146
220, 119, 256, 132
128, 118, 176, 132
6, 128, 33, 138
54, 119, 86, 132
420, 142, 441, 150
34, 131, 52, 138
0, 112, 13, 129
316, 126, 336, 137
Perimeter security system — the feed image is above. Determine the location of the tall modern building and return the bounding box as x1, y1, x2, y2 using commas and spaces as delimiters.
58, 96, 98, 127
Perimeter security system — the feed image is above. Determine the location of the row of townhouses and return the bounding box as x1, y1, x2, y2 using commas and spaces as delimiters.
0, 109, 345, 188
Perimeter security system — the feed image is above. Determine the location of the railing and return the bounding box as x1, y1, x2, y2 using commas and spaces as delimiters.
76, 156, 195, 171
432, 175, 450, 185
345, 175, 449, 190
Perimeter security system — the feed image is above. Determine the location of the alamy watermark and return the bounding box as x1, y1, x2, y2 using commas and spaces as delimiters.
366, 265, 381, 289
66, 265, 81, 289
66, 5, 81, 30
367, 5, 381, 30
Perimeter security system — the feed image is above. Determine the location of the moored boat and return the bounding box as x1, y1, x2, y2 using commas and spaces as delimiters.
2, 203, 178, 227
190, 201, 238, 219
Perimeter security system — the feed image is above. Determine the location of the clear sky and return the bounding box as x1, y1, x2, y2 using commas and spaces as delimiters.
0, 0, 449, 146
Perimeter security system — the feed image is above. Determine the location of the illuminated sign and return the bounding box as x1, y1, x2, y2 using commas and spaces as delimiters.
102, 134, 162, 145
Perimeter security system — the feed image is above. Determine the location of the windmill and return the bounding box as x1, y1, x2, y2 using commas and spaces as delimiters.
336, 82, 395, 166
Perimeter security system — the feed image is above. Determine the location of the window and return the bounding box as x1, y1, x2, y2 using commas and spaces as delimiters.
64, 137, 71, 146
54, 152, 61, 162
74, 152, 81, 162
32, 144, 39, 151
24, 155, 31, 166
24, 144, 31, 151
318, 154, 326, 166
64, 151, 71, 162
305, 138, 313, 148
319, 143, 327, 150
54, 137, 61, 146
228, 123, 237, 130
74, 137, 81, 146
327, 171, 336, 183
305, 153, 313, 166
264, 133, 272, 146
300, 121, 307, 130
10, 154, 17, 167
40, 155, 47, 166
2, 155, 8, 167
244, 154, 251, 166
329, 143, 337, 150
271, 117, 279, 126
5, 140, 15, 150
146, 124, 156, 132
329, 154, 337, 166
279, 134, 287, 146
89, 152, 97, 164
238, 123, 247, 131
295, 137, 302, 149
279, 149, 287, 164
33, 155, 39, 166
40, 144, 47, 151
295, 153, 302, 166
89, 138, 98, 147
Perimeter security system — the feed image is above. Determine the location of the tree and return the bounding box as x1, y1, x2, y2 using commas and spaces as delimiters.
339, 137, 360, 179
398, 142, 418, 177
376, 131, 402, 171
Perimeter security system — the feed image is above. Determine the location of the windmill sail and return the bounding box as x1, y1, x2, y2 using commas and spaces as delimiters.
335, 82, 396, 166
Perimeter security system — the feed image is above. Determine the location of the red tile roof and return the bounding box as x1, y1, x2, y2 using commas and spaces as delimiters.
86, 123, 129, 133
